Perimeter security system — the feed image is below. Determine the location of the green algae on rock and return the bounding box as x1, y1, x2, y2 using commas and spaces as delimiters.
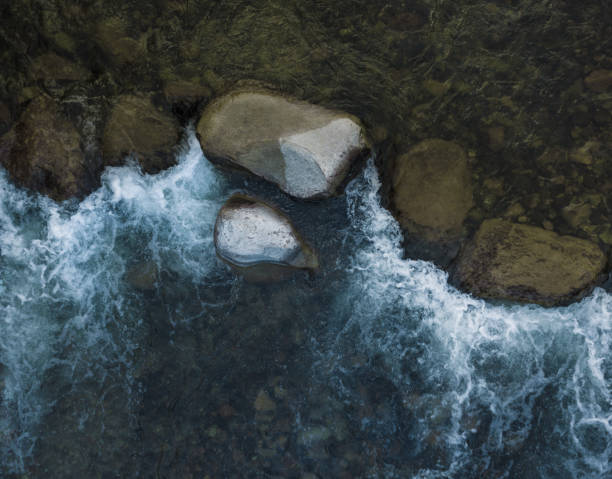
214, 194, 318, 282
197, 90, 370, 199
0, 95, 88, 201
452, 219, 606, 306
103, 94, 180, 174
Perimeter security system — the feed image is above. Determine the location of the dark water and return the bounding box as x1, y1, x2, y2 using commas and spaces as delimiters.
0, 131, 610, 478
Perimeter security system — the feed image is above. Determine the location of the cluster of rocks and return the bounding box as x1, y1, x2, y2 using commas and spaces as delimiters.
0, 82, 610, 305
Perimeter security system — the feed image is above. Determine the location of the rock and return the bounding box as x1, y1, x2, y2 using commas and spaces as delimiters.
102, 95, 181, 173
214, 194, 318, 281
163, 80, 212, 104
0, 102, 11, 134
452, 219, 606, 306
562, 201, 592, 229
30, 53, 90, 82
197, 90, 370, 199
254, 390, 276, 412
584, 69, 612, 92
94, 18, 145, 65
390, 139, 473, 241
125, 261, 159, 291
0, 95, 89, 201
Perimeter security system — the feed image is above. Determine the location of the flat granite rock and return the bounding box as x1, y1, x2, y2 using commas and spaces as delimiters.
214, 195, 318, 281
197, 90, 370, 199
452, 218, 606, 306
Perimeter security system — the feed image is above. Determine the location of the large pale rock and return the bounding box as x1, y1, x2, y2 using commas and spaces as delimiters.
391, 139, 473, 241
214, 195, 318, 281
452, 219, 606, 306
0, 95, 88, 201
103, 95, 181, 173
197, 90, 369, 199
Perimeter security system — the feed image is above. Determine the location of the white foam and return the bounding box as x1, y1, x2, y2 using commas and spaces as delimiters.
0, 129, 226, 473
331, 158, 612, 478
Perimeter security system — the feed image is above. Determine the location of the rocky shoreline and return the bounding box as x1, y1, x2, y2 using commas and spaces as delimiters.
1, 0, 611, 306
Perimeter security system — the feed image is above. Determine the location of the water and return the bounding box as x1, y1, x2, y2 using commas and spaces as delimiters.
0, 129, 610, 478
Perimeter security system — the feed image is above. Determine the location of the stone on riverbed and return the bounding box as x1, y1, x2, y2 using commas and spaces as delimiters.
452, 219, 606, 306
391, 139, 473, 240
103, 95, 181, 174
388, 138, 473, 265
197, 90, 370, 199
214, 195, 318, 281
0, 95, 88, 201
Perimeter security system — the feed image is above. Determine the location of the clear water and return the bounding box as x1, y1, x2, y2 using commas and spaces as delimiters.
0, 129, 610, 478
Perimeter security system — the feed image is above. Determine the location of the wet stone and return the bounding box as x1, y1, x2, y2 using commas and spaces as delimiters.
452, 218, 606, 306
584, 69, 612, 92
214, 195, 318, 282
103, 95, 181, 173
390, 139, 473, 241
0, 95, 88, 201
30, 53, 90, 82
197, 89, 370, 199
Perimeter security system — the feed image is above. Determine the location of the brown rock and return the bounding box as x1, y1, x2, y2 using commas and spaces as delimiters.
163, 80, 212, 104
30, 53, 90, 82
197, 89, 369, 199
95, 18, 144, 65
0, 95, 88, 201
0, 102, 11, 134
452, 219, 606, 306
103, 95, 181, 173
254, 390, 276, 412
390, 139, 473, 241
584, 69, 612, 92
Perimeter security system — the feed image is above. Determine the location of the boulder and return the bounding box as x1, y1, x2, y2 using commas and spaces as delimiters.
390, 139, 473, 241
102, 95, 181, 173
0, 95, 89, 201
214, 195, 318, 281
584, 69, 612, 92
94, 17, 145, 66
452, 219, 606, 306
197, 90, 370, 199
30, 53, 90, 82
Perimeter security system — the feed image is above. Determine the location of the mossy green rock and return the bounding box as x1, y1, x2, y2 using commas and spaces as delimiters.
0, 95, 87, 201
453, 219, 606, 306
197, 90, 370, 199
390, 139, 473, 241
103, 95, 180, 173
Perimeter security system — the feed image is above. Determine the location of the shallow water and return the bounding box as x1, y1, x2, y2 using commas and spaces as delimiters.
0, 130, 610, 478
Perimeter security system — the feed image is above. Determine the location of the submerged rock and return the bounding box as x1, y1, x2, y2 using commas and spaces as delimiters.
584, 69, 612, 92
388, 139, 473, 265
214, 195, 318, 281
0, 95, 88, 201
197, 90, 370, 199
390, 139, 473, 240
452, 219, 606, 306
30, 53, 90, 82
103, 95, 181, 174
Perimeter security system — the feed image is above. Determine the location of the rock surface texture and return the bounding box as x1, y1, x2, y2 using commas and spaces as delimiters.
452, 219, 606, 306
390, 139, 473, 242
197, 90, 369, 199
103, 95, 180, 173
0, 95, 88, 201
214, 195, 318, 281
